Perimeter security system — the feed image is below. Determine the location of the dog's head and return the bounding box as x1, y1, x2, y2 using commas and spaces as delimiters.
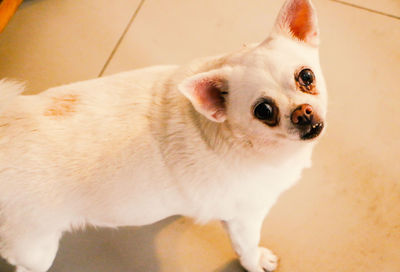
179, 0, 327, 150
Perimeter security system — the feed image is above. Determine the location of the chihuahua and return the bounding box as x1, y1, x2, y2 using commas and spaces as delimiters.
0, 0, 327, 271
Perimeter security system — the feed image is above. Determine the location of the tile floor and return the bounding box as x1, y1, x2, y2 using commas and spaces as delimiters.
0, 0, 399, 271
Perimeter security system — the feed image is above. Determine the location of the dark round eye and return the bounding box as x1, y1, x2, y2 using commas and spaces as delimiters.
298, 68, 315, 86
254, 102, 273, 120
253, 100, 279, 126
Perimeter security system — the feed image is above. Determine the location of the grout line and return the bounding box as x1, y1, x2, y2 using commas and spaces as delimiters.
98, 0, 146, 77
329, 0, 400, 20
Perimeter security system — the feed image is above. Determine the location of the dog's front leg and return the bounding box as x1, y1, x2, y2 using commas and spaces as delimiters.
223, 212, 277, 272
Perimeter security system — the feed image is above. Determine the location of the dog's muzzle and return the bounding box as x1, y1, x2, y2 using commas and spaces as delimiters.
291, 104, 324, 140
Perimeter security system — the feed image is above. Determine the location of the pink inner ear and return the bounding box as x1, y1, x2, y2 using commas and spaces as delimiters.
180, 70, 228, 122
194, 79, 225, 115
279, 0, 318, 45
289, 2, 313, 41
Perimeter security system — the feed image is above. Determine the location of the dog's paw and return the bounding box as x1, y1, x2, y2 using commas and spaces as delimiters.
240, 247, 278, 272
259, 247, 278, 272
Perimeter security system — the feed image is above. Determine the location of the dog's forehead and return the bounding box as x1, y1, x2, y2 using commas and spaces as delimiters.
242, 39, 322, 88
264, 39, 319, 70
226, 36, 326, 98
229, 43, 318, 93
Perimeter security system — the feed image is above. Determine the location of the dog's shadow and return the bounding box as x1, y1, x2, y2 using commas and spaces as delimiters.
0, 256, 14, 272
47, 216, 179, 272
50, 216, 246, 272
0, 215, 243, 272
214, 259, 245, 272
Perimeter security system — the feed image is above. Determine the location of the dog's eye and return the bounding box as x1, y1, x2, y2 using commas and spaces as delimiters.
295, 67, 318, 95
298, 69, 314, 86
254, 103, 273, 120
253, 99, 279, 126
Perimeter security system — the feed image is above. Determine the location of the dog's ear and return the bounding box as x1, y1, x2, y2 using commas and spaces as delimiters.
178, 68, 230, 123
271, 0, 319, 46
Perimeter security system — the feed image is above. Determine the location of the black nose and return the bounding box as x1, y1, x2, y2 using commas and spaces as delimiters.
291, 104, 324, 140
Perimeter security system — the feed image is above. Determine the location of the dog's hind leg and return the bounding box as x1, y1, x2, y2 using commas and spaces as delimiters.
1, 226, 61, 272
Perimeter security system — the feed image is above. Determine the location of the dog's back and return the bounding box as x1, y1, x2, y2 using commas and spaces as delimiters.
0, 65, 178, 207
0, 66, 185, 271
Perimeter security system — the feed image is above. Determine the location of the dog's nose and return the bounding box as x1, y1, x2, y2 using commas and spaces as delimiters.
291, 104, 313, 125
291, 104, 324, 140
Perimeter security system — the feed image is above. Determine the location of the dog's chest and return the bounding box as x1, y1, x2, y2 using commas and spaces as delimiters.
180, 154, 309, 222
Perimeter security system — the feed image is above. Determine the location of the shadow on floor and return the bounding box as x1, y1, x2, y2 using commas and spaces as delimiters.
49, 216, 179, 272
0, 256, 14, 272
215, 259, 244, 272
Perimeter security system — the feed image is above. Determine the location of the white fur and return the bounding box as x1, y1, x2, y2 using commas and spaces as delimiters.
0, 1, 327, 271
0, 80, 24, 113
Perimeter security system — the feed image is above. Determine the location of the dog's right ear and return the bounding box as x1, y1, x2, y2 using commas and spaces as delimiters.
178, 68, 230, 123
269, 0, 319, 46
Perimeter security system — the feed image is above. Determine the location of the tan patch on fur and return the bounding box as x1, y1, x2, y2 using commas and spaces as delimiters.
295, 79, 318, 95
44, 94, 79, 117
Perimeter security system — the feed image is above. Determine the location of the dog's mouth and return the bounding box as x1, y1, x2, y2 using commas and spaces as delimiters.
300, 122, 324, 140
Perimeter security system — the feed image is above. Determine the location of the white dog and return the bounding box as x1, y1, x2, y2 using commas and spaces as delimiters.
0, 0, 327, 271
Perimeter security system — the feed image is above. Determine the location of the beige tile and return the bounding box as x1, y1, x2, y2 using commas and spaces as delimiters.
103, 0, 284, 75
0, 0, 142, 94
102, 0, 400, 271
333, 0, 400, 18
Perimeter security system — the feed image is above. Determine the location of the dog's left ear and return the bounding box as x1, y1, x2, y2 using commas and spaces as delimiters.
178, 68, 230, 123
271, 0, 319, 46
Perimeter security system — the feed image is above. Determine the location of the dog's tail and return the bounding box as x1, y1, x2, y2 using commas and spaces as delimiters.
0, 79, 24, 114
